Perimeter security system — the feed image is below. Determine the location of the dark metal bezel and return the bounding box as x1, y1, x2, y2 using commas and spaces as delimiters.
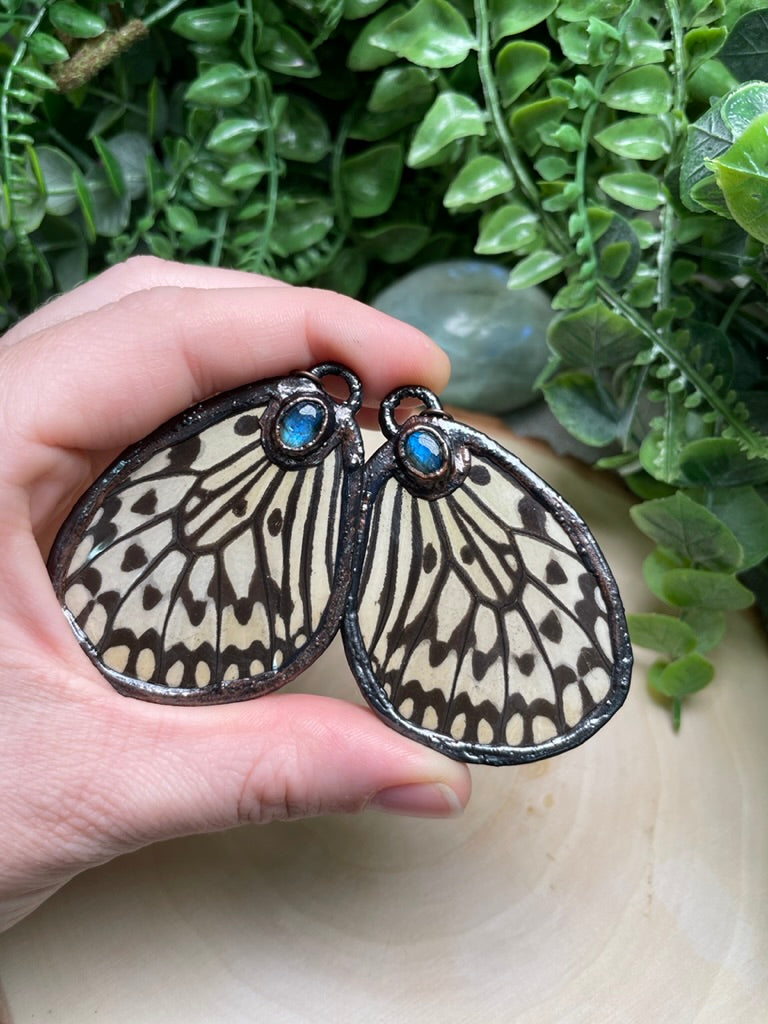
47, 365, 365, 706
391, 415, 470, 500
395, 422, 450, 480
342, 415, 633, 767
261, 392, 335, 468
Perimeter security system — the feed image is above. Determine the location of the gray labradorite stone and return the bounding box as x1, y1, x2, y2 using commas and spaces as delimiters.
373, 260, 552, 413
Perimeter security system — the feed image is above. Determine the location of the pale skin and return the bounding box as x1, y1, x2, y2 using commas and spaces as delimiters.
0, 257, 472, 933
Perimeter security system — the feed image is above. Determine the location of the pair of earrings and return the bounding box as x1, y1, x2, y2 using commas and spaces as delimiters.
48, 363, 632, 766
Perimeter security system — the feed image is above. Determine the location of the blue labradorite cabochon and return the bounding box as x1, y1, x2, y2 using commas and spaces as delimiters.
278, 400, 326, 449
403, 428, 446, 476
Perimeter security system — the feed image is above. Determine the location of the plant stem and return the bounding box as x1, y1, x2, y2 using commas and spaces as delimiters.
0, 3, 50, 299
210, 208, 228, 267
719, 282, 752, 334
656, 0, 686, 316
602, 281, 766, 457
143, 0, 188, 29
331, 111, 352, 235
240, 0, 278, 272
473, 0, 569, 255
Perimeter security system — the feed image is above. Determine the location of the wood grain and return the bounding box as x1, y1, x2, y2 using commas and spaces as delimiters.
1, 426, 765, 1023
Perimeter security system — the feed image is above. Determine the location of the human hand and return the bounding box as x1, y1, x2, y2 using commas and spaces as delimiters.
0, 257, 471, 932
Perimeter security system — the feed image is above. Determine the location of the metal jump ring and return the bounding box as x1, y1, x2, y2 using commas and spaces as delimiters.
294, 364, 364, 415
378, 385, 445, 439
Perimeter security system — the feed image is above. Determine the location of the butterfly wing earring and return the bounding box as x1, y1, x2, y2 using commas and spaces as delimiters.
48, 363, 632, 763
343, 385, 632, 765
48, 364, 365, 704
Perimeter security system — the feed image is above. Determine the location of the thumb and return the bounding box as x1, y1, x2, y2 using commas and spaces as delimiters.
111, 693, 472, 834
4, 684, 471, 916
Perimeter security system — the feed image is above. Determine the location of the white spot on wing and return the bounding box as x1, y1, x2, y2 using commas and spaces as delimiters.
505, 713, 524, 745
582, 665, 611, 703
562, 683, 584, 727
532, 716, 558, 744
103, 645, 130, 673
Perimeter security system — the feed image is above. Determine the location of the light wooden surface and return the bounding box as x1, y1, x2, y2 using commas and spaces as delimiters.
1, 425, 766, 1023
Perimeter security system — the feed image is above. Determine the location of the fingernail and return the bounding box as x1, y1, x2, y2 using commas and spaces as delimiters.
369, 782, 465, 819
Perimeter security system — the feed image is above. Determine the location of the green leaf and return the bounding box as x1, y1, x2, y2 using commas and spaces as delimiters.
444, 155, 514, 209
721, 79, 768, 133
593, 210, 640, 285
679, 82, 768, 212
648, 653, 714, 698
680, 608, 726, 653
350, 105, 430, 142
660, 569, 754, 611
166, 204, 198, 234
406, 93, 486, 168
257, 24, 320, 78
13, 65, 58, 91
92, 136, 125, 198
11, 165, 45, 232
355, 221, 430, 262
680, 0, 727, 26
495, 42, 550, 107
602, 66, 673, 115
510, 98, 568, 155
680, 104, 732, 212
558, 20, 620, 66
104, 132, 151, 200
507, 250, 567, 289
27, 32, 70, 64
271, 198, 334, 256
84, 165, 130, 236
35, 145, 78, 216
557, 0, 626, 18
275, 98, 331, 163
72, 168, 96, 242
474, 202, 540, 255
690, 486, 768, 570
599, 172, 663, 211
687, 58, 738, 105
206, 118, 266, 155
547, 300, 646, 368
341, 142, 403, 217
552, 279, 597, 311
709, 111, 768, 242
541, 372, 620, 446
370, 0, 475, 68
678, 437, 768, 487
368, 67, 434, 113
535, 155, 570, 181
344, 0, 390, 17
491, 0, 558, 42
643, 547, 686, 601
719, 8, 768, 81
171, 2, 240, 43
185, 64, 251, 107
52, 241, 87, 294
630, 492, 744, 571
595, 116, 671, 160
49, 1, 105, 38
347, 5, 408, 70
684, 27, 727, 72
627, 613, 698, 658
222, 159, 268, 190
188, 164, 237, 208
617, 18, 668, 67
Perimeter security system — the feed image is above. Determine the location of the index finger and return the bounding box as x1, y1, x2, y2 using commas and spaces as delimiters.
2, 278, 450, 454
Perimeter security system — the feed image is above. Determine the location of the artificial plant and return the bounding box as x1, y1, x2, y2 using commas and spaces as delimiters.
2, 0, 768, 726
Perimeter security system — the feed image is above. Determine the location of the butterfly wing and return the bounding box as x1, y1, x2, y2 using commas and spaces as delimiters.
49, 370, 363, 704
343, 414, 632, 765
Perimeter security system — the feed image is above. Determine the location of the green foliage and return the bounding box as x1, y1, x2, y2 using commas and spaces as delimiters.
2, 0, 768, 728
